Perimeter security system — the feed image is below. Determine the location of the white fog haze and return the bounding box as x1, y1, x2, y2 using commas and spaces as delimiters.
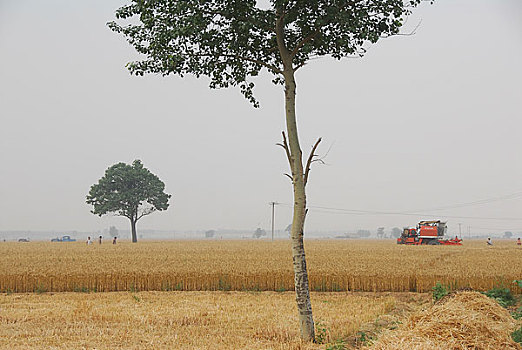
1, 0, 521, 239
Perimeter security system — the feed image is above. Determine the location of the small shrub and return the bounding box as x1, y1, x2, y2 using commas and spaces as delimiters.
511, 307, 522, 320
432, 282, 448, 301
129, 283, 139, 293
484, 287, 515, 308
73, 286, 90, 293
326, 339, 346, 350
315, 321, 329, 344
162, 282, 172, 291
240, 284, 262, 292
132, 295, 141, 302
217, 277, 231, 291
512, 326, 522, 344
356, 331, 374, 345
35, 284, 48, 294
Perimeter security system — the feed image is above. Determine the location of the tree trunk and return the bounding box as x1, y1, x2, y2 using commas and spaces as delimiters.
130, 218, 137, 243
275, 10, 315, 342
284, 69, 315, 342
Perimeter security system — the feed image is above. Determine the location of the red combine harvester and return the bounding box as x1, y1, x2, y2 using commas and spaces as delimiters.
397, 220, 462, 245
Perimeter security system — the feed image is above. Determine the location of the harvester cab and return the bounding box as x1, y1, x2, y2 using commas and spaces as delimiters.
397, 221, 462, 245
418, 220, 447, 238
402, 227, 417, 239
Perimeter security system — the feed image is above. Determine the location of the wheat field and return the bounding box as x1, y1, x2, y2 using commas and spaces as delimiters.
1, 239, 520, 294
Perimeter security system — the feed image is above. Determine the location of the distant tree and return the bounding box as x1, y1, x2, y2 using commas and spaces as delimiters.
253, 227, 267, 239
109, 226, 119, 237
356, 229, 371, 238
86, 160, 171, 243
108, 0, 427, 341
391, 227, 402, 239
504, 231, 513, 239
377, 227, 385, 238
205, 230, 216, 238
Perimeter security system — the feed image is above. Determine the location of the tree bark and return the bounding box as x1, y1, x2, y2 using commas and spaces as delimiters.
130, 218, 137, 243
283, 69, 315, 342
275, 10, 315, 342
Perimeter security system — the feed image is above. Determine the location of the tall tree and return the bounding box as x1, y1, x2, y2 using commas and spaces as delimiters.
86, 160, 171, 243
108, 0, 425, 341
391, 227, 402, 239
253, 227, 267, 239
109, 226, 119, 237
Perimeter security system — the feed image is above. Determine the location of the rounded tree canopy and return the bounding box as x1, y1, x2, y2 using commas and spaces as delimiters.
86, 160, 171, 221
107, 0, 424, 107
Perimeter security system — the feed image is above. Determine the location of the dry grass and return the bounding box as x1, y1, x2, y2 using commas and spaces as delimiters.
368, 291, 522, 350
0, 291, 395, 350
0, 240, 520, 293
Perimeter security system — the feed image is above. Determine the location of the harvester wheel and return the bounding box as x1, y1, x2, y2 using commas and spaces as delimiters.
428, 240, 440, 245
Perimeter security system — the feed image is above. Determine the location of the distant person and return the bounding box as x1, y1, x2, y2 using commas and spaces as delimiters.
487, 237, 493, 246
86, 237, 92, 245
112, 237, 117, 245
98, 236, 102, 245
517, 238, 521, 246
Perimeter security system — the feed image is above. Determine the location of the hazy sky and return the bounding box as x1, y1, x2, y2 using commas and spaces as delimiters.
1, 0, 521, 235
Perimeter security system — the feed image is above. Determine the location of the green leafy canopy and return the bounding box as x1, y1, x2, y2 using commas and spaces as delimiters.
86, 160, 171, 221
108, 0, 424, 106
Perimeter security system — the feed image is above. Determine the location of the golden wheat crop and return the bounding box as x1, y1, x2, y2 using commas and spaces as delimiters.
0, 291, 396, 350
0, 240, 520, 293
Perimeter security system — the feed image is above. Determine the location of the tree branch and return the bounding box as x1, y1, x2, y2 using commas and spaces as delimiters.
276, 131, 292, 167
275, 8, 291, 66
137, 207, 156, 221
304, 137, 322, 186
231, 54, 283, 75
294, 55, 323, 71
381, 19, 422, 38
290, 28, 321, 58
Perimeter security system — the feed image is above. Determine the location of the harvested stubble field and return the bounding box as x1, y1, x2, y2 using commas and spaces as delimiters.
0, 291, 398, 350
368, 291, 521, 350
0, 239, 520, 294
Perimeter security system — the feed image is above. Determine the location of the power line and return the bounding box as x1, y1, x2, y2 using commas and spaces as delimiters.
467, 226, 522, 232
405, 190, 522, 213
277, 190, 522, 221
277, 203, 522, 221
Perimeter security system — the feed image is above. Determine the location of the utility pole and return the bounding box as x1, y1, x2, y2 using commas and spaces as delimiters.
269, 202, 279, 241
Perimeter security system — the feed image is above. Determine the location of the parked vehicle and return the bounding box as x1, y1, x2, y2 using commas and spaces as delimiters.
18, 238, 30, 242
51, 235, 77, 242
